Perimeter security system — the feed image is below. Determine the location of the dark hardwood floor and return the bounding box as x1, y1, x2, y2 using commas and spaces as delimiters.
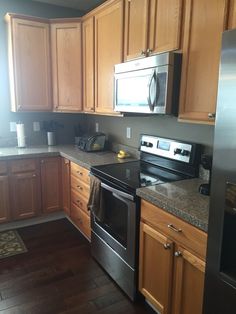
0, 219, 153, 314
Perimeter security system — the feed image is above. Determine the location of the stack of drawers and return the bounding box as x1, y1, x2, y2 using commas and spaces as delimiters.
70, 162, 91, 240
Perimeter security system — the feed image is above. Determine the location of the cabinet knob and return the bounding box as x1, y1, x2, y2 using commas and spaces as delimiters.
32, 174, 37, 177
168, 224, 182, 233
174, 251, 182, 257
77, 171, 83, 176
163, 243, 171, 249
208, 113, 216, 119
77, 185, 82, 190
41, 160, 44, 164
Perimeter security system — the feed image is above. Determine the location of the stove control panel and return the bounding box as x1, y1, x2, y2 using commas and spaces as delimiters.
140, 135, 193, 163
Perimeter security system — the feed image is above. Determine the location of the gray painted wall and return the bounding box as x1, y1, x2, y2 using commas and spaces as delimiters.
0, 0, 83, 146
86, 115, 214, 153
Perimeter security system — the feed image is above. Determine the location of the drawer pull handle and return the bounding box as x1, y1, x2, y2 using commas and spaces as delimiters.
77, 171, 83, 175
168, 224, 182, 233
163, 243, 171, 249
77, 185, 83, 190
174, 251, 182, 257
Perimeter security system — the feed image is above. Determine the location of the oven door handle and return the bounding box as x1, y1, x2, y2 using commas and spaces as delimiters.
101, 182, 134, 202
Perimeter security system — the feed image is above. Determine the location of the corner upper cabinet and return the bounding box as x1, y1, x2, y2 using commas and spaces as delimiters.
82, 16, 95, 113
124, 0, 182, 61
94, 0, 124, 114
5, 14, 52, 112
178, 0, 228, 123
51, 19, 82, 112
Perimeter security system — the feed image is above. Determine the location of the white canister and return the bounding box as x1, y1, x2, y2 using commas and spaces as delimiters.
47, 132, 56, 146
16, 123, 26, 148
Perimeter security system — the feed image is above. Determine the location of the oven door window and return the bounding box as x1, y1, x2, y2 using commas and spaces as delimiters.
95, 188, 131, 248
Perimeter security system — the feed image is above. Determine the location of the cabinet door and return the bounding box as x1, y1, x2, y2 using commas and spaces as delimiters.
228, 0, 236, 29
148, 0, 182, 55
82, 16, 95, 112
61, 158, 70, 216
172, 246, 205, 314
124, 0, 149, 60
7, 16, 52, 112
41, 157, 62, 213
10, 172, 41, 220
139, 222, 174, 314
51, 21, 82, 112
0, 176, 10, 223
95, 0, 124, 114
178, 0, 228, 123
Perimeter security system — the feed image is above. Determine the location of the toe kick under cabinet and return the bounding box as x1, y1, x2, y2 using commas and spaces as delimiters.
139, 199, 207, 314
70, 162, 91, 240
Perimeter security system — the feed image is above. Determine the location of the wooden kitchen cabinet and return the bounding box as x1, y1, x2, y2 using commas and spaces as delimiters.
51, 19, 82, 112
0, 176, 10, 223
61, 158, 70, 216
228, 0, 236, 29
82, 16, 95, 112
5, 14, 52, 112
178, 0, 228, 123
10, 159, 41, 220
40, 157, 62, 213
94, 0, 124, 114
124, 0, 182, 61
139, 200, 207, 314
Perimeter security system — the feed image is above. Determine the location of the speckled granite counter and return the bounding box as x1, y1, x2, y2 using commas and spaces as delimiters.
0, 145, 136, 169
137, 178, 209, 232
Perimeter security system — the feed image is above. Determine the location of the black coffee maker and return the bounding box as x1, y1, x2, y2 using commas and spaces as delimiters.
199, 154, 212, 195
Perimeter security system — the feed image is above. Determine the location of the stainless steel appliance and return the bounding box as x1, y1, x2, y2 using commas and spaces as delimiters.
203, 29, 236, 314
114, 52, 181, 114
77, 132, 106, 152
90, 135, 201, 300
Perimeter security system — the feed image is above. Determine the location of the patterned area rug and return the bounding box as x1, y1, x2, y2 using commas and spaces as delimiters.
0, 230, 27, 259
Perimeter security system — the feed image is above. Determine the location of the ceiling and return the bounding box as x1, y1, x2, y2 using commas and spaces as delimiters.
32, 0, 106, 12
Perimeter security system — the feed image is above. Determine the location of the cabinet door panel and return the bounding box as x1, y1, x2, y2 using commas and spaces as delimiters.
179, 0, 228, 122
82, 16, 95, 112
62, 158, 70, 216
228, 0, 236, 29
139, 222, 173, 314
51, 22, 82, 112
41, 157, 62, 213
124, 0, 149, 60
95, 0, 124, 113
172, 246, 205, 314
149, 0, 182, 54
9, 17, 52, 111
0, 176, 10, 223
11, 172, 41, 220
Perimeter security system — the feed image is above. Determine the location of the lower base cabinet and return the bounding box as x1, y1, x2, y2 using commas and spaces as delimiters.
0, 175, 10, 223
71, 202, 91, 240
139, 200, 207, 314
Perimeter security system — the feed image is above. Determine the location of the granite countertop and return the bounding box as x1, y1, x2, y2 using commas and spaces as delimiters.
137, 178, 209, 233
0, 145, 136, 169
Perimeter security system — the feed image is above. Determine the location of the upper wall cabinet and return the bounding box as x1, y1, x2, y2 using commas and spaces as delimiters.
124, 0, 182, 61
178, 0, 229, 123
51, 19, 82, 112
94, 0, 124, 114
82, 16, 95, 113
5, 14, 52, 112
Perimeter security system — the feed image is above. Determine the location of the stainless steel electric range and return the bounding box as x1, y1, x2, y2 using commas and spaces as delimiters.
90, 135, 201, 301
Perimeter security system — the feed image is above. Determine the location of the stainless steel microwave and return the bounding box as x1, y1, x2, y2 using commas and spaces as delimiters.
114, 52, 181, 114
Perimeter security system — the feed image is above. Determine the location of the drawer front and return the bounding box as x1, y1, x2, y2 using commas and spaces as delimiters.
141, 200, 207, 259
71, 189, 89, 214
70, 162, 90, 184
71, 203, 91, 240
10, 158, 37, 173
71, 175, 90, 199
0, 161, 7, 175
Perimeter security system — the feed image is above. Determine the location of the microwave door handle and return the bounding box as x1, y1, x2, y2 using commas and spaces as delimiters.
147, 70, 156, 112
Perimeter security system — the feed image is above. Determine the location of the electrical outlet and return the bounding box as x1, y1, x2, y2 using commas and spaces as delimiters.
10, 122, 16, 132
95, 122, 99, 132
126, 127, 131, 139
33, 122, 40, 132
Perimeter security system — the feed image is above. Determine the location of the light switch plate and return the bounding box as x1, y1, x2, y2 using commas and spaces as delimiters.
126, 127, 131, 139
95, 122, 99, 132
33, 122, 40, 132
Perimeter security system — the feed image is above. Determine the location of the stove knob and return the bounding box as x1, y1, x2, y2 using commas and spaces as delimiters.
182, 150, 190, 156
146, 142, 153, 148
174, 148, 182, 155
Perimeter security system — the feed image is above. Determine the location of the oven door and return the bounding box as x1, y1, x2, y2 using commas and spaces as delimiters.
91, 182, 137, 268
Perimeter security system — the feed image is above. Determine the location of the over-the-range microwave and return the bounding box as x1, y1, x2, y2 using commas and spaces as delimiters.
114, 52, 182, 115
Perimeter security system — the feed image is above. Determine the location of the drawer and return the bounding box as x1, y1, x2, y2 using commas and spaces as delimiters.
9, 158, 38, 173
70, 162, 90, 184
71, 175, 90, 199
141, 200, 207, 259
71, 203, 91, 240
71, 189, 89, 214
0, 161, 7, 175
